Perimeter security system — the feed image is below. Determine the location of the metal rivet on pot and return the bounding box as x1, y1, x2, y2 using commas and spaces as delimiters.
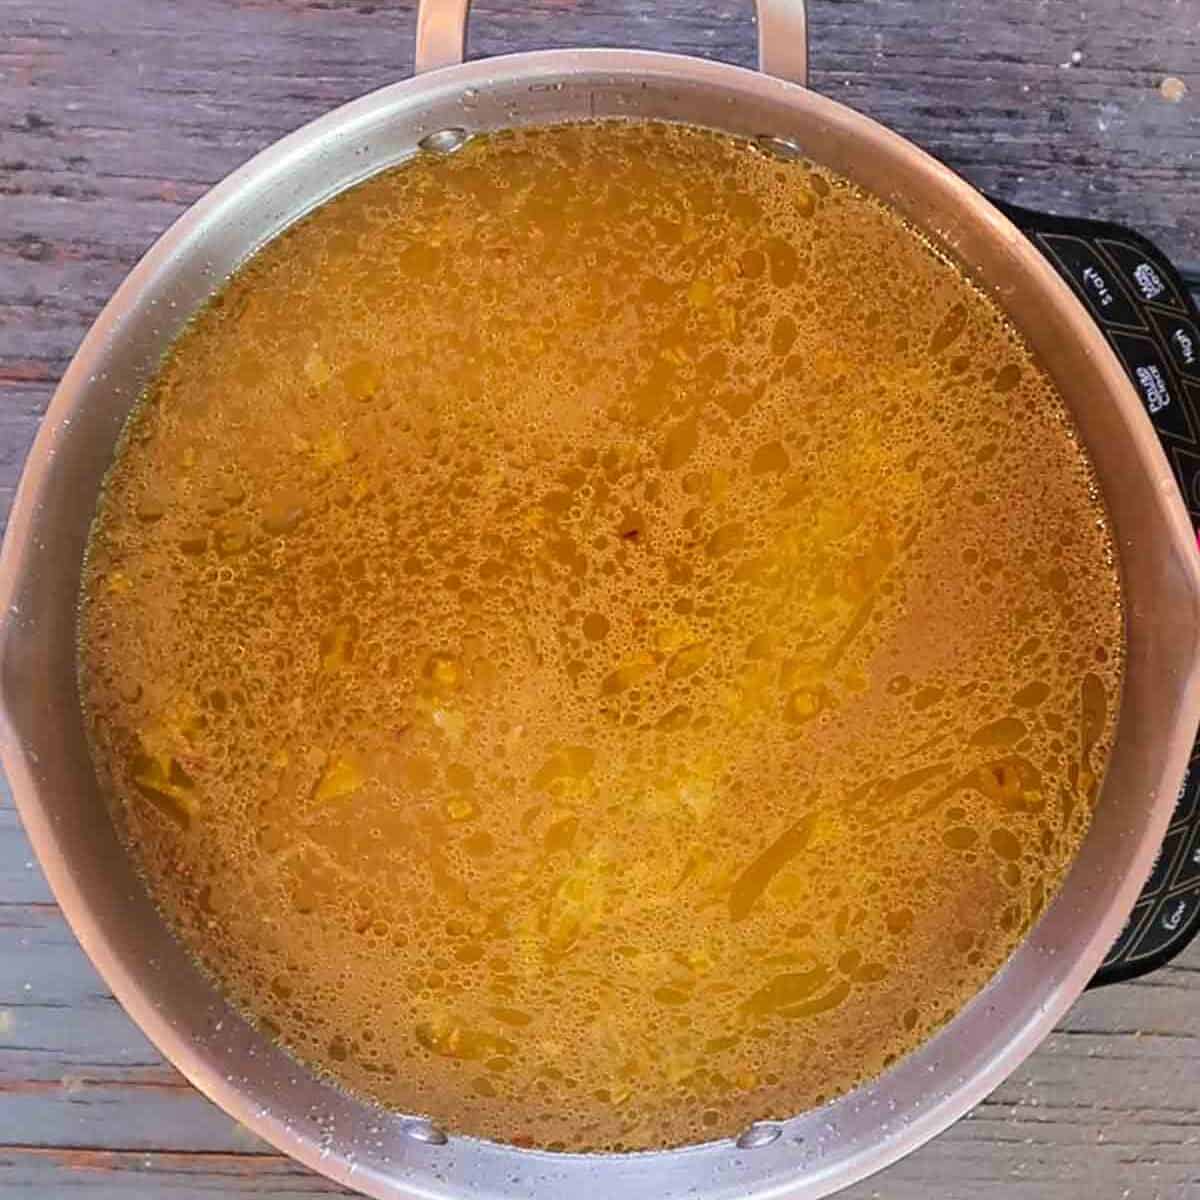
753, 134, 804, 161
399, 1118, 448, 1145
418, 127, 470, 155
735, 1121, 783, 1149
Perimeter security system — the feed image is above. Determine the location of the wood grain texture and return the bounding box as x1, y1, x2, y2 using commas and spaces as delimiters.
2, 1, 1199, 1196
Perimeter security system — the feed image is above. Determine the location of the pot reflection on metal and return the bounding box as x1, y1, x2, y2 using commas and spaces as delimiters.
399, 1119, 450, 1147
752, 132, 806, 160
417, 126, 471, 155
736, 1122, 786, 1150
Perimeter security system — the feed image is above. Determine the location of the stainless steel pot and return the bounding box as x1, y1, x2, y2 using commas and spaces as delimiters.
3, 2, 1200, 1197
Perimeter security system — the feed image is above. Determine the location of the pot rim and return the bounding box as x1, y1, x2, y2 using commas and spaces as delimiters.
3, 45, 1200, 1200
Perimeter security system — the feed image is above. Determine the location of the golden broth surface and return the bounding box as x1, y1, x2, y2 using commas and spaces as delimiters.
79, 121, 1123, 1151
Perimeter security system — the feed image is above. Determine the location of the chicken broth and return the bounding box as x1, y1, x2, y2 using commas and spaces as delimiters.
78, 120, 1123, 1151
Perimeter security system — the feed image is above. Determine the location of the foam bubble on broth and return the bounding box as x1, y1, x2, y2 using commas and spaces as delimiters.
78, 120, 1123, 1152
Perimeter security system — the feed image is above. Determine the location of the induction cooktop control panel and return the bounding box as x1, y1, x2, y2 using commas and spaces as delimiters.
994, 199, 1200, 986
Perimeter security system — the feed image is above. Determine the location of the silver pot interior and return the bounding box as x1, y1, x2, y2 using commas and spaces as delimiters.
2, 40, 1200, 1200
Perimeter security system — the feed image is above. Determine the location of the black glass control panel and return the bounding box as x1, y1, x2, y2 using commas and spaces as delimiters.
993, 199, 1200, 986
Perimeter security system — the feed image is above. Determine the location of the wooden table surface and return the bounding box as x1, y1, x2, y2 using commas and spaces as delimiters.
2, 1, 1199, 1196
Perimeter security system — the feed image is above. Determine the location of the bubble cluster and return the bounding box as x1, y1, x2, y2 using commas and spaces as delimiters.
78, 120, 1124, 1152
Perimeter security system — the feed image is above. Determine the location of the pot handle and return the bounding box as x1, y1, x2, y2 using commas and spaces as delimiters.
414, 0, 809, 88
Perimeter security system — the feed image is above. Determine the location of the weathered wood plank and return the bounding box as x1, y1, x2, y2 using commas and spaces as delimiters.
0, 812, 51, 909
0, 1148, 350, 1197
7, 1138, 1200, 1200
